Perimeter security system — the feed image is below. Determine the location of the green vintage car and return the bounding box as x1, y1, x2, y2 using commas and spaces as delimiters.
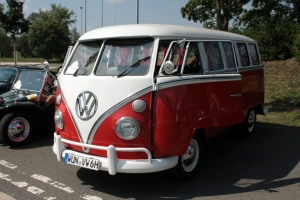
0, 67, 56, 147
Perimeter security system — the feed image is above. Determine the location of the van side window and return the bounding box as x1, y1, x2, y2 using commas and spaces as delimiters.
222, 42, 236, 68
248, 44, 260, 65
183, 42, 203, 74
155, 41, 171, 77
204, 42, 224, 71
237, 43, 250, 67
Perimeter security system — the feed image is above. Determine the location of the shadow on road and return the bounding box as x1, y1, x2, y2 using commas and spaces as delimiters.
76, 124, 300, 199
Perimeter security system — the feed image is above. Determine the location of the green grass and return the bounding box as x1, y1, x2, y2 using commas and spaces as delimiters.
1, 52, 62, 63
257, 59, 300, 128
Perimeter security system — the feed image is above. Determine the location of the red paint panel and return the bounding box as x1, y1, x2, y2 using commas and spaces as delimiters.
88, 92, 153, 159
240, 68, 264, 117
55, 90, 82, 152
152, 80, 243, 157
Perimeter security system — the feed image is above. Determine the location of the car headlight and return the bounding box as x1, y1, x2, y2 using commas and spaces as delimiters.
56, 94, 62, 105
54, 110, 64, 130
115, 117, 140, 140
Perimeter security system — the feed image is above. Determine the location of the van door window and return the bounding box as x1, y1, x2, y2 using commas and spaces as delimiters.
204, 42, 224, 71
237, 43, 250, 67
65, 41, 102, 75
95, 38, 154, 76
248, 44, 260, 65
222, 42, 236, 69
183, 42, 203, 74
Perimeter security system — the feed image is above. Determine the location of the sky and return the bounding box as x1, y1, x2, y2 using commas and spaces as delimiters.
1, 0, 204, 35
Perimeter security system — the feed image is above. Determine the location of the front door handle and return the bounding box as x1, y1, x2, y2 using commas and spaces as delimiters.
230, 93, 241, 97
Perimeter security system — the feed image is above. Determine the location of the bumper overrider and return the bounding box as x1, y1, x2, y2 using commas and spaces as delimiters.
53, 133, 178, 175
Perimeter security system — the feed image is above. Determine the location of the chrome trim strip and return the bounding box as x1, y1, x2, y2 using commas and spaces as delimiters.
157, 74, 242, 91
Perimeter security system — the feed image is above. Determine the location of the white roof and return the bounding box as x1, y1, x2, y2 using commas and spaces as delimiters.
79, 24, 255, 42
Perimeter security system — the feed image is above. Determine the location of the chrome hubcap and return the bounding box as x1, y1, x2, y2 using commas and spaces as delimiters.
8, 117, 30, 142
247, 110, 256, 132
181, 139, 199, 172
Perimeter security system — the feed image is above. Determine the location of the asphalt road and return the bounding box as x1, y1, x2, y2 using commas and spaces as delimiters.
0, 124, 299, 200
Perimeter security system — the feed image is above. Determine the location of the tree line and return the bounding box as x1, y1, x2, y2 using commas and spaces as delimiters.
1, 0, 300, 62
0, 0, 79, 62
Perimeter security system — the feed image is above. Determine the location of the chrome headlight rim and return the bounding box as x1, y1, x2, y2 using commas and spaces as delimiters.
115, 117, 140, 140
54, 110, 64, 130
56, 94, 62, 105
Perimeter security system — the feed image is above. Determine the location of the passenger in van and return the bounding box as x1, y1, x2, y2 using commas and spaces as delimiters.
39, 74, 56, 108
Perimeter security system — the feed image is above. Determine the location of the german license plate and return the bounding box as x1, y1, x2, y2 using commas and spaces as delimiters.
64, 153, 100, 170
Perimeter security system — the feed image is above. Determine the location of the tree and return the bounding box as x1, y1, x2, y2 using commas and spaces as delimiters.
0, 0, 29, 65
27, 4, 75, 61
70, 27, 80, 45
0, 28, 13, 57
230, 16, 298, 60
180, 0, 250, 31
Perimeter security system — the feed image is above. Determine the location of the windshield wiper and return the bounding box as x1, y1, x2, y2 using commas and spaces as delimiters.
117, 56, 150, 78
73, 51, 99, 77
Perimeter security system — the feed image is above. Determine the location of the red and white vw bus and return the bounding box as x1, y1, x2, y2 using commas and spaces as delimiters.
53, 24, 267, 180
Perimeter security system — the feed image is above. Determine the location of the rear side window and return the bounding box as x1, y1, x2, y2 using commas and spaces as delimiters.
204, 42, 224, 71
222, 42, 236, 69
248, 44, 260, 65
237, 43, 250, 67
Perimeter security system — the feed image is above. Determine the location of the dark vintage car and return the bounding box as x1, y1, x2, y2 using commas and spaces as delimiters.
0, 65, 47, 94
0, 67, 56, 147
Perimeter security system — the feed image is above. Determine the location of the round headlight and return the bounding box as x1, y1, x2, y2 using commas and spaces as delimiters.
56, 94, 62, 105
115, 117, 140, 140
54, 110, 64, 130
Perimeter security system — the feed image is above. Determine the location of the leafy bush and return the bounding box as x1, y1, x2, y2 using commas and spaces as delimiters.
292, 31, 300, 64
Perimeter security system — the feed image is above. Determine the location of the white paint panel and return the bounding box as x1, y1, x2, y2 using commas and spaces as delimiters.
59, 74, 152, 144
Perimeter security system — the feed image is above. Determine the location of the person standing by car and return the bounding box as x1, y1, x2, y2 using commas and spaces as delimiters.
40, 73, 56, 108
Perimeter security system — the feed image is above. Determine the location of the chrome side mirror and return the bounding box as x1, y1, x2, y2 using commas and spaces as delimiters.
162, 61, 177, 74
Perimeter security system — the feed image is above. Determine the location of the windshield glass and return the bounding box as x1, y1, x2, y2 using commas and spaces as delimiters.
65, 41, 102, 76
95, 38, 153, 76
0, 68, 17, 83
13, 70, 46, 92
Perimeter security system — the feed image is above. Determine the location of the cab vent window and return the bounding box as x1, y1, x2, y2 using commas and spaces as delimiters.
222, 42, 235, 68
248, 44, 260, 65
237, 43, 250, 67
204, 42, 224, 71
183, 43, 203, 74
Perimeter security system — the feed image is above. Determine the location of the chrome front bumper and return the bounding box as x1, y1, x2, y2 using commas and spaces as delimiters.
53, 133, 178, 175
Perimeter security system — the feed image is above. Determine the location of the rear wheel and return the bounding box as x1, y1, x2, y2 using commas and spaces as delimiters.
238, 109, 256, 138
167, 134, 203, 181
0, 112, 32, 147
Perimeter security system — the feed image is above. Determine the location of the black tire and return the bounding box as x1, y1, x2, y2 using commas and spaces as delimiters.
238, 108, 256, 138
167, 134, 203, 181
0, 112, 32, 147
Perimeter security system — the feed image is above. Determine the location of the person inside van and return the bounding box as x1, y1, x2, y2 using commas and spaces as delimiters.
39, 73, 56, 108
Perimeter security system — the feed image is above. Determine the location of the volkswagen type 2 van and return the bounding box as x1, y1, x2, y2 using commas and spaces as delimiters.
53, 24, 267, 180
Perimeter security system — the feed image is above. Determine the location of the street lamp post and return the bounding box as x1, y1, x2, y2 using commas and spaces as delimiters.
136, 0, 139, 24
85, 0, 86, 33
80, 7, 83, 35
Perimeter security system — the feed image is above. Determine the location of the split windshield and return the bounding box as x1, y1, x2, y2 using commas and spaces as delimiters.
65, 38, 154, 76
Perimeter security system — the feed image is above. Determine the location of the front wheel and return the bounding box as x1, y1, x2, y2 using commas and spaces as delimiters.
167, 134, 203, 181
0, 112, 32, 147
238, 109, 256, 138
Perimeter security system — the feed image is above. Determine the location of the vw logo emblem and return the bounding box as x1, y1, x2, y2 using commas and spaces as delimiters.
75, 91, 98, 120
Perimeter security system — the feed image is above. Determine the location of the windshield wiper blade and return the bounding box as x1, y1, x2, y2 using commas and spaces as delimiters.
117, 56, 150, 78
73, 51, 99, 77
